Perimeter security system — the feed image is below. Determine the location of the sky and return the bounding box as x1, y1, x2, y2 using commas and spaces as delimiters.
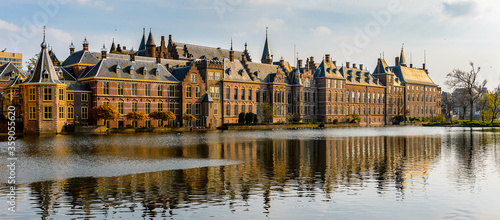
1, 0, 499, 92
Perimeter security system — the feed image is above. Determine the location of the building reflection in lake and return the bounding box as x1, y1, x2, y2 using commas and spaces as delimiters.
12, 133, 452, 219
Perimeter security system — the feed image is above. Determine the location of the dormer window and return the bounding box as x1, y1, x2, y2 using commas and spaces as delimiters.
238, 69, 244, 75
155, 68, 160, 76
130, 65, 135, 73
43, 70, 49, 79
142, 67, 148, 75
116, 64, 121, 74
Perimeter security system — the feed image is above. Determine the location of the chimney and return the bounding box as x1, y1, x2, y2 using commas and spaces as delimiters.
395, 57, 400, 66
101, 44, 107, 59
325, 54, 330, 61
353, 63, 357, 69
346, 62, 350, 68
69, 42, 75, 54
359, 64, 364, 70
117, 44, 121, 52
410, 63, 413, 68
309, 56, 316, 70
82, 37, 89, 51
156, 56, 161, 63
280, 58, 285, 67
123, 46, 126, 50
297, 60, 303, 69
241, 54, 247, 63
161, 36, 166, 47
423, 63, 426, 71
130, 54, 135, 61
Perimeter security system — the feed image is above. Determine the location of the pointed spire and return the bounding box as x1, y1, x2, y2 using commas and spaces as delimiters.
138, 28, 146, 51
261, 27, 273, 64
146, 28, 155, 46
230, 36, 233, 51
399, 43, 406, 66
41, 26, 47, 49
26, 27, 62, 84
110, 38, 116, 52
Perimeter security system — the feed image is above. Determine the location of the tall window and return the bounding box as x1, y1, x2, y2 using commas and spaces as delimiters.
226, 88, 230, 99
29, 88, 36, 101
214, 103, 218, 115
67, 106, 74, 119
43, 88, 52, 101
103, 82, 109, 95
256, 91, 260, 102
234, 88, 238, 100
145, 103, 151, 114
132, 83, 138, 96
59, 106, 64, 118
191, 74, 197, 83
215, 87, 220, 98
234, 104, 238, 115
29, 107, 36, 119
195, 103, 201, 115
195, 86, 201, 98
241, 89, 245, 100
132, 102, 138, 112
328, 79, 331, 88
82, 107, 88, 119
59, 88, 64, 100
169, 85, 176, 97
215, 72, 220, 80
118, 102, 124, 114
81, 93, 88, 102
145, 84, 150, 96
248, 89, 252, 100
186, 103, 192, 114
114, 82, 122, 95
186, 86, 192, 98
158, 85, 163, 96
158, 102, 163, 111
67, 93, 74, 101
226, 105, 230, 115
44, 106, 52, 119
208, 72, 214, 80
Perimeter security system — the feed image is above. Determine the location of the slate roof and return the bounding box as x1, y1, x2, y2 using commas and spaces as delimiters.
313, 59, 344, 79
245, 62, 289, 84
66, 82, 91, 91
391, 66, 436, 86
146, 30, 155, 46
57, 67, 77, 81
201, 93, 214, 102
261, 32, 272, 61
170, 66, 190, 82
340, 66, 383, 87
222, 58, 253, 82
174, 42, 245, 60
61, 50, 99, 67
0, 63, 27, 82
25, 36, 63, 84
138, 28, 146, 51
79, 58, 179, 82
372, 58, 392, 74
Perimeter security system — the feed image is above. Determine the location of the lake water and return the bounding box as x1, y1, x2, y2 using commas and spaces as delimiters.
1, 127, 500, 219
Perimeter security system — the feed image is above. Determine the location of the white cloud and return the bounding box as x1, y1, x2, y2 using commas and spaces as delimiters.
313, 26, 332, 36
0, 19, 20, 32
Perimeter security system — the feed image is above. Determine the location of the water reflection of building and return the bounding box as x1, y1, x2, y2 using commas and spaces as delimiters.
24, 134, 443, 218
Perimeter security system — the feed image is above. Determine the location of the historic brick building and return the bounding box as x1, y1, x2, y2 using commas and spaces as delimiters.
1, 28, 442, 133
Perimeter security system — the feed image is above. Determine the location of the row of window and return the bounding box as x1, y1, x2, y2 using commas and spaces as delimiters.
408, 94, 437, 103
28, 87, 89, 102
185, 103, 219, 115
106, 101, 176, 114
103, 82, 177, 97
0, 58, 22, 62
29, 106, 87, 120
327, 79, 344, 89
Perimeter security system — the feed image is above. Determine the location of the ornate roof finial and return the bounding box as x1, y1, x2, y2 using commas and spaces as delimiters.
83, 36, 89, 45
101, 44, 106, 52
41, 26, 47, 48
69, 41, 75, 49
266, 27, 268, 37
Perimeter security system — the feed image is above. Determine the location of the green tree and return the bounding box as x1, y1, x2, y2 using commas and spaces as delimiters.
349, 113, 361, 123
260, 103, 274, 124
238, 112, 246, 124
25, 53, 39, 71
245, 112, 256, 124
485, 89, 500, 124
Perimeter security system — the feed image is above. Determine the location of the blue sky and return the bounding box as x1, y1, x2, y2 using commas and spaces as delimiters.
1, 0, 499, 91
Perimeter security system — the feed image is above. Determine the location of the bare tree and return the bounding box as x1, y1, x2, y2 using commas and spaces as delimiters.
446, 62, 486, 121
441, 92, 455, 121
